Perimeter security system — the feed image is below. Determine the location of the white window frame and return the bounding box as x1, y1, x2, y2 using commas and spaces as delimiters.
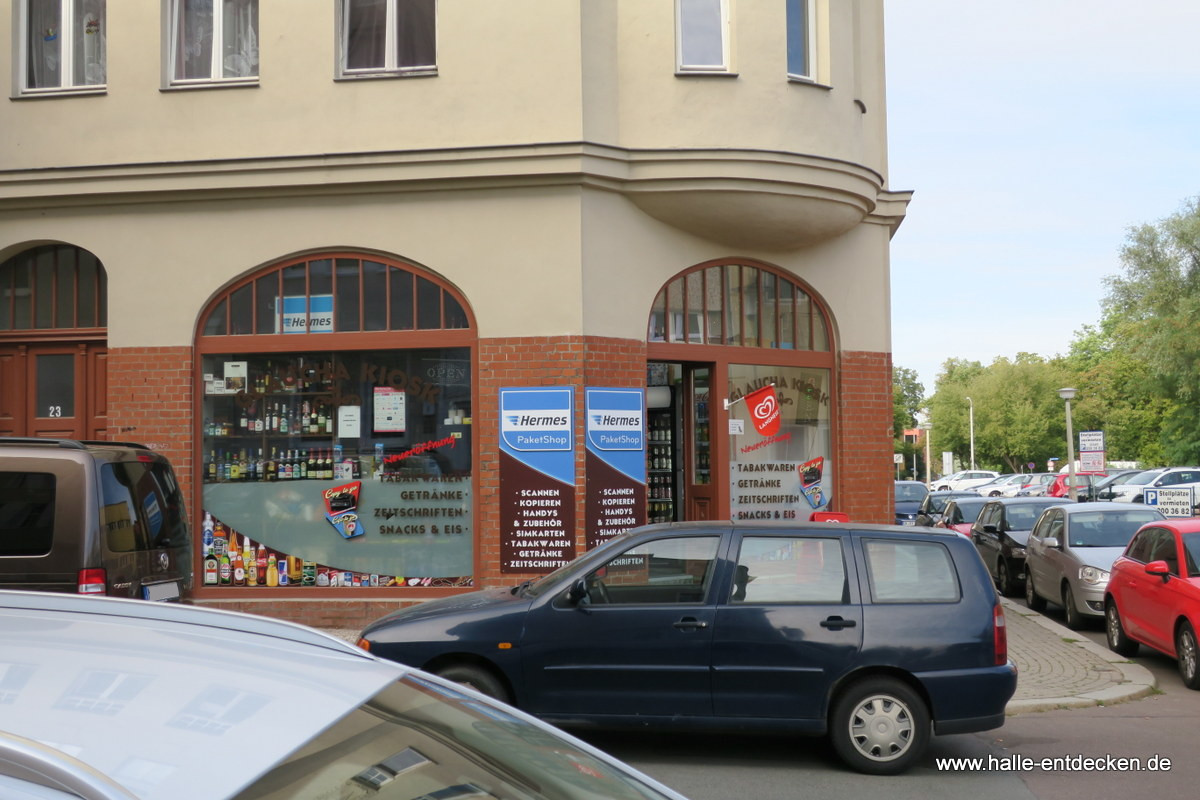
675, 0, 731, 74
16, 0, 106, 96
786, 0, 817, 82
166, 0, 260, 88
337, 0, 438, 79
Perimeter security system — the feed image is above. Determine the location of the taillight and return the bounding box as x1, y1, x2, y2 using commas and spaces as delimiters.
78, 568, 106, 595
993, 603, 1008, 665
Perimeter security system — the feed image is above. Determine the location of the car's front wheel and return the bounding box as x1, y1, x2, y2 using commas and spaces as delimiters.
434, 664, 512, 704
1177, 622, 1200, 690
830, 677, 930, 775
997, 560, 1020, 598
1105, 601, 1139, 657
1062, 584, 1086, 630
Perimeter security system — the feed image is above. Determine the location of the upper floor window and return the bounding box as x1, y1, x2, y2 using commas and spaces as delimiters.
339, 0, 436, 78
169, 0, 259, 85
675, 0, 729, 73
786, 0, 815, 80
20, 0, 106, 93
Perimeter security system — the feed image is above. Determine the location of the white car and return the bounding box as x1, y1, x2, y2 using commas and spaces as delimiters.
933, 470, 1000, 492
0, 591, 693, 800
1109, 467, 1200, 504
973, 474, 1029, 497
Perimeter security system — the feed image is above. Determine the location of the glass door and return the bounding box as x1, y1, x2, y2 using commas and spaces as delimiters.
686, 365, 715, 520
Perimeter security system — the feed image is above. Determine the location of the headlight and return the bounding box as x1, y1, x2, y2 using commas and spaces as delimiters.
1079, 566, 1110, 585
1011, 545, 1025, 556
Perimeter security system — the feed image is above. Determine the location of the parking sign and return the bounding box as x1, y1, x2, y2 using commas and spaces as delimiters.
1144, 487, 1195, 517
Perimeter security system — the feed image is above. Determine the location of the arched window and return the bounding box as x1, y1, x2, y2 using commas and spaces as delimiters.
199, 254, 469, 337
0, 245, 107, 332
647, 262, 828, 351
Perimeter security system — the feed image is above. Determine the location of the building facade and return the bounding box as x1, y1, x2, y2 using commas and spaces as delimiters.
1, 0, 909, 627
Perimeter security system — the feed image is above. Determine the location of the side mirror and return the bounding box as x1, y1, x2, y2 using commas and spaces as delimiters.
1043, 537, 1060, 549
983, 524, 999, 534
1145, 560, 1171, 582
566, 579, 589, 606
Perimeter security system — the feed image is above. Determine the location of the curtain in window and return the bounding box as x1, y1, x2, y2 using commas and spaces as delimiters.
176, 0, 215, 79
74, 0, 105, 84
222, 0, 258, 78
26, 0, 62, 89
396, 0, 435, 68
346, 0, 387, 70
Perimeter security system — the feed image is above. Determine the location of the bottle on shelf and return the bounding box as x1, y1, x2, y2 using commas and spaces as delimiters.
256, 544, 267, 586
218, 542, 232, 585
231, 542, 245, 586
266, 552, 279, 587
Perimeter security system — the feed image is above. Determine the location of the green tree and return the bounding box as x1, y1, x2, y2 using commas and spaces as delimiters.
925, 358, 984, 472
1104, 196, 1200, 463
892, 366, 924, 438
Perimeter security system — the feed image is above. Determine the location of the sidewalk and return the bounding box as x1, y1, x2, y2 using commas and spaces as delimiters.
1002, 597, 1156, 713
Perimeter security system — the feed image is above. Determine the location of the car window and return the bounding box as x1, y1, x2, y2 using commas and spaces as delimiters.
863, 539, 959, 603
1066, 510, 1164, 548
585, 536, 720, 605
1183, 533, 1200, 578
1125, 529, 1155, 562
1129, 471, 1163, 486
101, 461, 190, 552
1148, 530, 1180, 575
955, 499, 987, 524
1040, 511, 1064, 542
731, 536, 847, 604
0, 472, 55, 556
895, 483, 928, 502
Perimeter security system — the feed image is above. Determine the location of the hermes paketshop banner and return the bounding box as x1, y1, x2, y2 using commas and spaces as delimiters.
499, 387, 577, 573
584, 388, 646, 549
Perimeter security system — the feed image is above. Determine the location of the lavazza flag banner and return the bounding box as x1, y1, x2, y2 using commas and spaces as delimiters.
744, 384, 781, 437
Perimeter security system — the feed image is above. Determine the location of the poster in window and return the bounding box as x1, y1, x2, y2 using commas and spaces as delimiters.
373, 387, 406, 433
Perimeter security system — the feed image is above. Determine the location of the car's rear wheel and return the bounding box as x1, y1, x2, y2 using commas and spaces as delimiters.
434, 664, 511, 704
1105, 601, 1139, 657
1177, 622, 1200, 690
1025, 570, 1047, 612
1062, 584, 1086, 630
830, 677, 930, 775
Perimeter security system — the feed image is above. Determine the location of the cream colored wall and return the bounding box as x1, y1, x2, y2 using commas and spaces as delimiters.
0, 187, 585, 348
577, 188, 893, 355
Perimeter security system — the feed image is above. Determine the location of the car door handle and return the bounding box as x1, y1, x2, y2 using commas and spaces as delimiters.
673, 617, 709, 631
820, 616, 857, 630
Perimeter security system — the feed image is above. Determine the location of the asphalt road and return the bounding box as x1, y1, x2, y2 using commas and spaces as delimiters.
575, 610, 1200, 800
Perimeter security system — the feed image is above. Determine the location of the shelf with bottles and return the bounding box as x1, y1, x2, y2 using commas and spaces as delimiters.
203, 446, 357, 484
203, 396, 337, 440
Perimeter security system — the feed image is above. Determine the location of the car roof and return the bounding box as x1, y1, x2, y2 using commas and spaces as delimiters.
1057, 502, 1166, 515
0, 591, 406, 800
986, 497, 1064, 506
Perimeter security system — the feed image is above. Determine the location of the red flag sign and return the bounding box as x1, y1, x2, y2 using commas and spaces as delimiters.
744, 385, 780, 437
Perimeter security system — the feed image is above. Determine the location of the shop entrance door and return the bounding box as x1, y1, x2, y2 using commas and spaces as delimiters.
0, 343, 107, 440
684, 364, 715, 520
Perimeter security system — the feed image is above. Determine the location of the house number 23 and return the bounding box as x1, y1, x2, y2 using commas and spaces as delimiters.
47, 405, 63, 417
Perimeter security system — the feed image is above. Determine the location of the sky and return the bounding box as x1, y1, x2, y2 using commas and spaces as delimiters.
883, 1, 1200, 394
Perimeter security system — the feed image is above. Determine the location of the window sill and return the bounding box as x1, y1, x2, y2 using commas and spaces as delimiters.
674, 70, 739, 78
13, 86, 106, 100
787, 75, 831, 90
163, 78, 260, 92
335, 68, 438, 82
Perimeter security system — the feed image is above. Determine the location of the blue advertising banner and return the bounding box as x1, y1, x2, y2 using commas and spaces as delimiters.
499, 387, 577, 573
584, 388, 647, 549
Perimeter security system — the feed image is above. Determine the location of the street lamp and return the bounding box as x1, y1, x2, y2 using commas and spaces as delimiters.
966, 396, 975, 470
919, 422, 933, 487
1059, 388, 1077, 501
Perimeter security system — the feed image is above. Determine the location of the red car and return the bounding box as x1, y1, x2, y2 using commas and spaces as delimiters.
935, 496, 987, 538
1105, 518, 1200, 689
1046, 471, 1106, 498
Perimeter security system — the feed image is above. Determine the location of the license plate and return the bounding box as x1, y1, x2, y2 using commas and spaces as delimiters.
901, 520, 916, 526
143, 581, 181, 602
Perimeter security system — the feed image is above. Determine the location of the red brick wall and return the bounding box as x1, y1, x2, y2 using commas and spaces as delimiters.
836, 350, 893, 524
108, 347, 195, 510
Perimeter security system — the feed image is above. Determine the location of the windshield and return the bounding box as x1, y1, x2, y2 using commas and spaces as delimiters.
238, 673, 677, 800
1127, 471, 1164, 486
1005, 503, 1053, 530
895, 483, 929, 502
954, 499, 987, 523
1067, 511, 1164, 547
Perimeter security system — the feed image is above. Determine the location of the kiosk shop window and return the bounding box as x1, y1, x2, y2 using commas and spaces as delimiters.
196, 254, 475, 592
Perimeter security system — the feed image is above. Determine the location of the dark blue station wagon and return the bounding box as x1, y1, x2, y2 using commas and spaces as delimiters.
358, 522, 1017, 774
